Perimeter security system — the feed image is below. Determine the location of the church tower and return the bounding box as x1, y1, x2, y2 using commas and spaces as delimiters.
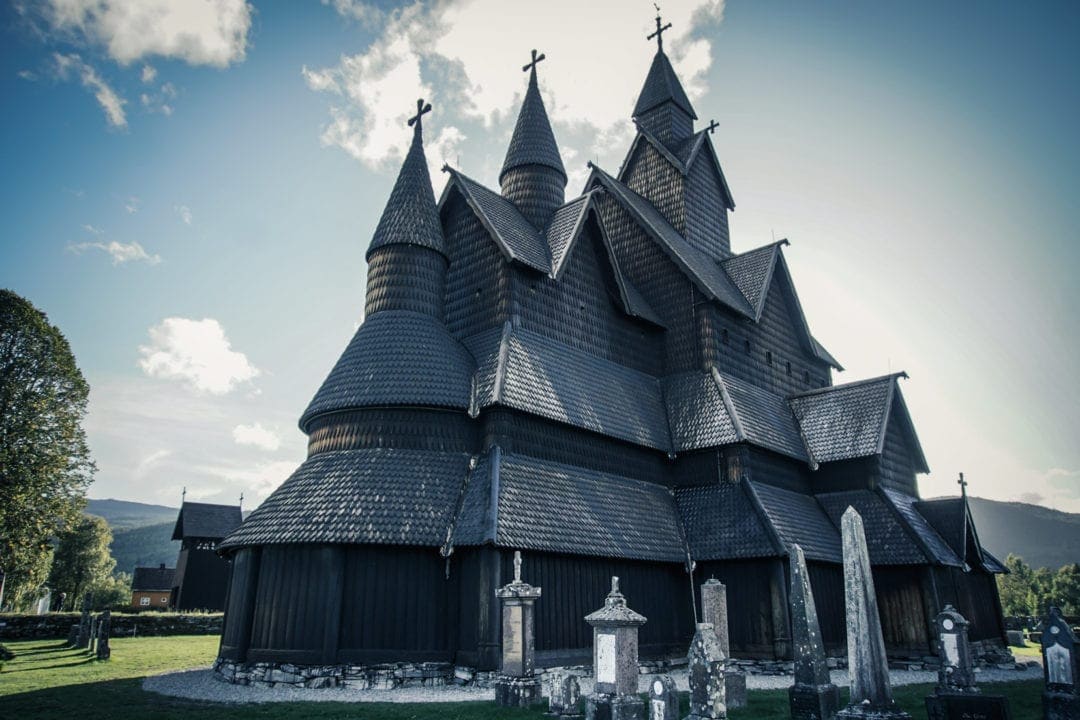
633, 12, 697, 147
499, 49, 567, 230
364, 99, 448, 320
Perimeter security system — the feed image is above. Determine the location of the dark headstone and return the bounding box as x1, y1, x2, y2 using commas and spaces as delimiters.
836, 508, 911, 720
585, 577, 646, 720
96, 610, 111, 660
685, 622, 726, 720
648, 675, 678, 720
548, 672, 583, 719
75, 593, 92, 649
933, 605, 978, 694
1041, 606, 1079, 720
67, 623, 79, 647
925, 694, 1012, 720
789, 544, 840, 720
494, 551, 543, 707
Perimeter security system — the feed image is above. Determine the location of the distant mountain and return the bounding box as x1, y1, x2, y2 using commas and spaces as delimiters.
965, 496, 1080, 571
110, 522, 179, 575
86, 498, 177, 530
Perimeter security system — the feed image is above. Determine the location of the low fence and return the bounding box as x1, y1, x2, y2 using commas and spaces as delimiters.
0, 612, 223, 640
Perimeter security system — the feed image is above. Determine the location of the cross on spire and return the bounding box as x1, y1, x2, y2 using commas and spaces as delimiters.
181, 486, 186, 503
648, 6, 673, 52
706, 119, 719, 134
522, 48, 546, 75
958, 472, 968, 496
407, 98, 432, 135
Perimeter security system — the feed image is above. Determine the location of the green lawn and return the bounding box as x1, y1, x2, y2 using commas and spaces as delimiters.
1011, 639, 1044, 659
0, 636, 1045, 720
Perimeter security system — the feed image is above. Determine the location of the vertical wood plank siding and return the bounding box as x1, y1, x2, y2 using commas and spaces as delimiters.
878, 407, 919, 495
696, 559, 779, 657
807, 561, 846, 650
871, 566, 930, 653
365, 245, 447, 319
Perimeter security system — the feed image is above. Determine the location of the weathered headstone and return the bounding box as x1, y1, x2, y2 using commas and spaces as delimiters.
75, 593, 92, 649
685, 623, 726, 720
925, 605, 1012, 720
66, 623, 79, 647
87, 614, 98, 654
585, 576, 647, 720
96, 610, 111, 660
649, 674, 679, 720
494, 551, 543, 707
547, 672, 583, 719
1041, 606, 1079, 720
788, 544, 840, 720
700, 579, 745, 709
836, 507, 911, 720
1006, 630, 1025, 647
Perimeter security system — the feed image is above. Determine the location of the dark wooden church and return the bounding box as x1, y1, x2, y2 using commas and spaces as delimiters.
217, 21, 1007, 671
171, 501, 242, 611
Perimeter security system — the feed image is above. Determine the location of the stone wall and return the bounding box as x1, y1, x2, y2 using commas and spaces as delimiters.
0, 612, 222, 640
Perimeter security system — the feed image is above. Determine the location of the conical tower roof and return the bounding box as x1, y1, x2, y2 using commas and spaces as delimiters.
633, 49, 697, 120
366, 100, 446, 260
499, 53, 566, 184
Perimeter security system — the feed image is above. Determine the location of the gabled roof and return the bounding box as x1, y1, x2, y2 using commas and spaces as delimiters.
586, 165, 753, 316
451, 449, 686, 563
617, 127, 735, 211
816, 490, 928, 565
500, 64, 566, 183
719, 370, 810, 462
172, 502, 242, 541
220, 448, 472, 549
299, 310, 475, 431
132, 565, 175, 591
916, 496, 1007, 573
882, 489, 963, 567
675, 482, 778, 561
633, 49, 697, 119
440, 166, 552, 273
789, 373, 928, 471
752, 483, 843, 563
546, 193, 592, 278
366, 117, 446, 260
469, 322, 671, 450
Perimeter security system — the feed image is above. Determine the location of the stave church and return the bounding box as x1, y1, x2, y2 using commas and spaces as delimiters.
216, 17, 1007, 672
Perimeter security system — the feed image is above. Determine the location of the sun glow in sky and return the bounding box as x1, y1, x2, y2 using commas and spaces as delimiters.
1, 1, 1078, 511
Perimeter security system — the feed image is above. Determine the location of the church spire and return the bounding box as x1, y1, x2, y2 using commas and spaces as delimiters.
366, 98, 446, 261
633, 8, 697, 146
500, 49, 567, 230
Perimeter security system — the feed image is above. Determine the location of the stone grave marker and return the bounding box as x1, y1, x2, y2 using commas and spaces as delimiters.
700, 579, 745, 709
67, 623, 79, 647
836, 507, 911, 720
1041, 606, 1079, 720
96, 610, 111, 661
585, 576, 647, 720
547, 672, 583, 719
788, 544, 840, 720
685, 622, 726, 720
494, 551, 543, 707
87, 614, 98, 654
924, 605, 1011, 720
649, 674, 678, 720
75, 593, 92, 649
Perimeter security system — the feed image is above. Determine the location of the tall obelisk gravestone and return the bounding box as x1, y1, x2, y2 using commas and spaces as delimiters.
836, 507, 911, 720
494, 551, 542, 707
789, 544, 839, 720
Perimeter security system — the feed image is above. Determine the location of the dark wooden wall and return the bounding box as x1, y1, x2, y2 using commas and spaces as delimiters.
933, 566, 1006, 643
174, 546, 230, 611
872, 566, 930, 653
878, 406, 918, 496
696, 558, 782, 658
807, 561, 846, 651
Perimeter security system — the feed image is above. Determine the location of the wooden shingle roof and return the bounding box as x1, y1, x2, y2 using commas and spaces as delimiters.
131, 565, 175, 591
633, 49, 697, 119
172, 502, 242, 541
500, 63, 566, 183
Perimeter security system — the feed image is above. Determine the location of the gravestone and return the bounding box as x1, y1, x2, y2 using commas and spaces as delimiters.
836, 507, 911, 720
585, 576, 647, 720
494, 551, 543, 707
685, 623, 726, 720
67, 623, 79, 647
1006, 630, 1025, 647
925, 606, 1012, 720
700, 579, 745, 709
548, 673, 583, 719
75, 593, 92, 649
87, 614, 98, 654
1041, 606, 1079, 720
649, 675, 679, 720
96, 610, 111, 660
788, 544, 840, 720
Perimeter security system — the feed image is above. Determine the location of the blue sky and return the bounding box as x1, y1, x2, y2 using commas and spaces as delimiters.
1, 1, 1077, 512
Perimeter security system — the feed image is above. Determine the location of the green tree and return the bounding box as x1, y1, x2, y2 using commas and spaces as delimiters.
0, 290, 94, 610
47, 515, 115, 607
997, 554, 1035, 615
1053, 563, 1080, 615
1029, 566, 1056, 616
92, 571, 133, 611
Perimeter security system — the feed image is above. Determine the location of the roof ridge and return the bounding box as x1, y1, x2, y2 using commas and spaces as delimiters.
710, 366, 746, 442
788, 371, 908, 400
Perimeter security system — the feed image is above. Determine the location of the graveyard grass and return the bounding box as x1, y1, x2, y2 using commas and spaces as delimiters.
0, 636, 1044, 720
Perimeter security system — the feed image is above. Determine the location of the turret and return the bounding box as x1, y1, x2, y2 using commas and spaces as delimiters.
499, 49, 567, 231
633, 12, 697, 147
364, 99, 448, 320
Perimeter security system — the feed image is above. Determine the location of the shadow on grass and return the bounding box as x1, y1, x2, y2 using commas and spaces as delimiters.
4, 657, 98, 673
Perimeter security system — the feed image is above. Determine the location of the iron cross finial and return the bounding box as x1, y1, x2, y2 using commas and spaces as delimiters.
523, 49, 546, 74
407, 98, 432, 133
181, 486, 186, 502
513, 550, 522, 583
648, 8, 673, 52
706, 119, 720, 134
239, 492, 244, 508
958, 472, 967, 495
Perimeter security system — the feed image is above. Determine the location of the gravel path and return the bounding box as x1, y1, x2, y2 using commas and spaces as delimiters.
143, 664, 1043, 704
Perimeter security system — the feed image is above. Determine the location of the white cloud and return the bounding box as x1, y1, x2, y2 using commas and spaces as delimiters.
141, 64, 156, 83
17, 69, 38, 81
197, 459, 297, 499
44, 0, 253, 67
124, 196, 139, 213
69, 239, 161, 265
138, 317, 260, 394
232, 423, 281, 451
82, 223, 104, 236
306, 0, 725, 176
175, 204, 192, 225
54, 52, 126, 128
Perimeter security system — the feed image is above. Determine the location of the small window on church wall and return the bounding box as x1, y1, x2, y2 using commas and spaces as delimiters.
786, 361, 792, 375
726, 454, 741, 483
721, 328, 729, 345
804, 370, 810, 383
744, 339, 751, 354
766, 350, 773, 364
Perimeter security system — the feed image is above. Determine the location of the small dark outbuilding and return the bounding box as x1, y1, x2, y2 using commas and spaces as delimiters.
171, 502, 242, 611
